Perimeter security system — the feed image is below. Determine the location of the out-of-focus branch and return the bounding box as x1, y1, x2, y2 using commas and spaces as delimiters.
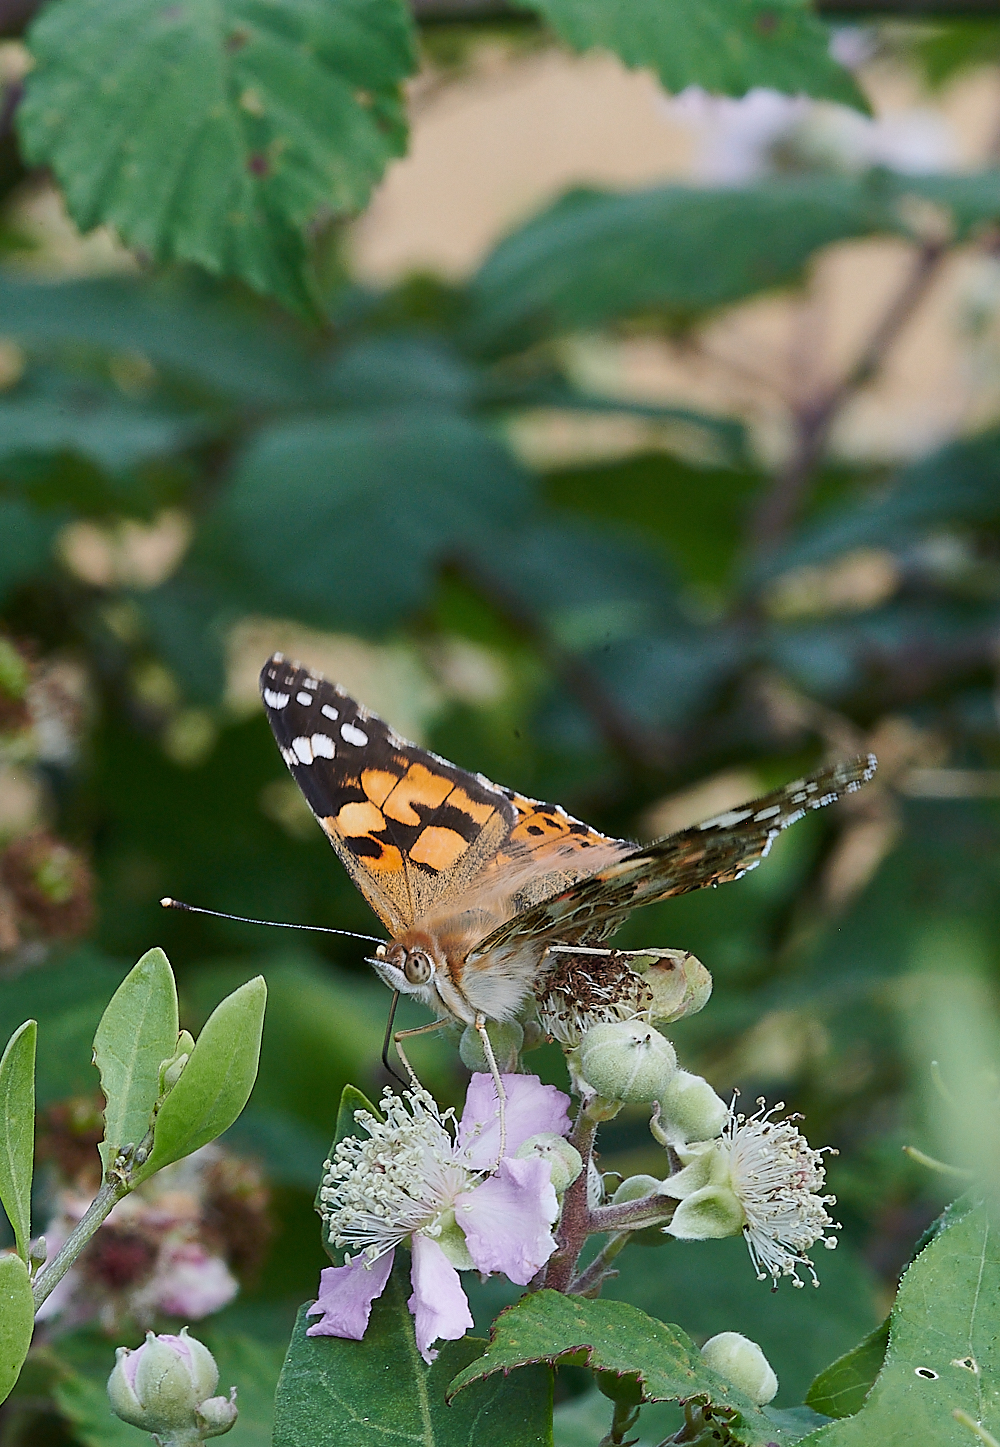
747, 237, 947, 568
412, 0, 1000, 17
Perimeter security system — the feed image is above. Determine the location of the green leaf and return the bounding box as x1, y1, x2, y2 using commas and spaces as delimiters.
18, 0, 416, 313
93, 946, 179, 1173
447, 1291, 795, 1446
211, 410, 533, 631
805, 1319, 890, 1420
273, 1269, 553, 1447
0, 1021, 35, 1261
314, 1084, 382, 1260
0, 499, 58, 603
801, 1204, 1000, 1444
0, 1253, 34, 1407
515, 0, 867, 110
132, 975, 266, 1184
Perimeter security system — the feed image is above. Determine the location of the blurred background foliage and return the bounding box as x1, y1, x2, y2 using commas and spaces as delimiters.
3, 0, 1000, 1441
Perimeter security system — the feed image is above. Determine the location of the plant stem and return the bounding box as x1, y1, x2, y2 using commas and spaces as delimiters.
543, 1109, 599, 1291
31, 1175, 130, 1311
568, 1231, 632, 1296
588, 1196, 676, 1235
599, 1395, 641, 1447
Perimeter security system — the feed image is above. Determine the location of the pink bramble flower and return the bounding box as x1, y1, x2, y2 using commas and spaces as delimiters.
307, 1073, 572, 1362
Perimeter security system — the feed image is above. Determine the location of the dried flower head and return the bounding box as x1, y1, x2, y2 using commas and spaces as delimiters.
536, 952, 653, 1048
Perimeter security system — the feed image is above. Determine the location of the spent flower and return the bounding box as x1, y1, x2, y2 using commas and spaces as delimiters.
308, 1073, 570, 1361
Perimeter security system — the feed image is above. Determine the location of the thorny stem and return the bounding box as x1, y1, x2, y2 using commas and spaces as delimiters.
543, 1108, 599, 1291
31, 1170, 131, 1311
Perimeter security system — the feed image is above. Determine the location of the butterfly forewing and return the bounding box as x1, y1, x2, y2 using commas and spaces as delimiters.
471, 754, 877, 955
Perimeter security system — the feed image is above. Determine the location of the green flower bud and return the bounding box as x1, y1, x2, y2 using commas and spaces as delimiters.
159, 1031, 196, 1095
658, 1070, 728, 1145
195, 1392, 239, 1439
515, 1132, 583, 1194
701, 1332, 778, 1405
108, 1329, 236, 1442
579, 1021, 677, 1104
459, 1019, 523, 1073
626, 949, 713, 1024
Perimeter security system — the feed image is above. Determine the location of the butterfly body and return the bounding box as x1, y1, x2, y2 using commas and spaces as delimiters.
260, 653, 876, 1029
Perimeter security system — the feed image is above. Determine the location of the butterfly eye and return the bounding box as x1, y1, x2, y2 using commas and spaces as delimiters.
404, 950, 433, 986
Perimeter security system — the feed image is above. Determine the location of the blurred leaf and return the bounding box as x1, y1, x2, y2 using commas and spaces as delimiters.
0, 1020, 35, 1261
912, 21, 1000, 87
0, 1253, 33, 1407
467, 173, 1000, 356
553, 1387, 681, 1447
134, 974, 266, 1182
515, 0, 866, 109
0, 371, 204, 473
18, 0, 416, 313
0, 274, 314, 404
274, 1281, 553, 1447
806, 1319, 889, 1419
762, 429, 1000, 578
0, 497, 58, 602
447, 1290, 791, 1446
319, 335, 475, 408
93, 946, 178, 1172
139, 571, 230, 704
0, 949, 127, 1107
211, 410, 533, 631
801, 1205, 1000, 1445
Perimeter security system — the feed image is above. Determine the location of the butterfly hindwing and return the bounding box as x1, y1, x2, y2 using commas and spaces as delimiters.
260, 655, 517, 935
473, 753, 877, 954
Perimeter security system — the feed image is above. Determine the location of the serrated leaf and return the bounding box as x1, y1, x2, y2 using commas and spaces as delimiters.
0, 1020, 36, 1261
211, 410, 533, 632
515, 0, 867, 110
801, 1205, 1000, 1444
273, 1268, 553, 1447
805, 1319, 890, 1420
93, 946, 179, 1173
447, 1291, 795, 1446
132, 975, 266, 1184
0, 1252, 34, 1406
18, 0, 416, 313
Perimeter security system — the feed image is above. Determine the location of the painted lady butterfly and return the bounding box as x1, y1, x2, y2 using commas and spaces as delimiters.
260, 653, 876, 1034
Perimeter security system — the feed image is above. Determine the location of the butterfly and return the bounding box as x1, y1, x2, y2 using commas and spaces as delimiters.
260, 653, 877, 1039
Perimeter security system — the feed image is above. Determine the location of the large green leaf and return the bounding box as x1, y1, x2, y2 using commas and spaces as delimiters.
0, 1253, 34, 1407
93, 946, 178, 1172
132, 974, 266, 1183
211, 410, 533, 632
467, 172, 1000, 356
273, 1272, 553, 1447
18, 0, 416, 312
0, 499, 58, 603
0, 1020, 35, 1261
805, 1319, 890, 1420
447, 1291, 796, 1446
802, 1204, 1000, 1445
515, 0, 866, 109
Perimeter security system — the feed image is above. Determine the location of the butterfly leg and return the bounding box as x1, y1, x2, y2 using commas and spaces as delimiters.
474, 1013, 507, 1163
392, 1018, 449, 1092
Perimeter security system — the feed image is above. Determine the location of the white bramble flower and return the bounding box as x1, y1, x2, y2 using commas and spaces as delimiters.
662, 1098, 839, 1287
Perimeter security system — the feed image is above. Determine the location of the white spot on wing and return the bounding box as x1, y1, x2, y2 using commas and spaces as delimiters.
296, 691, 313, 706
699, 808, 753, 830
341, 722, 368, 747
754, 805, 781, 821
303, 677, 319, 690
292, 736, 314, 765
263, 689, 290, 709
311, 733, 335, 759
321, 704, 339, 721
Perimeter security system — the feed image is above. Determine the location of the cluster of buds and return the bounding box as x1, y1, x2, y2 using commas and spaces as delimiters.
35, 1099, 270, 1334
108, 1330, 238, 1446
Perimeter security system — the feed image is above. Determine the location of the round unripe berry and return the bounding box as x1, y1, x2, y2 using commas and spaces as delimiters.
700, 1332, 778, 1405
578, 1021, 677, 1103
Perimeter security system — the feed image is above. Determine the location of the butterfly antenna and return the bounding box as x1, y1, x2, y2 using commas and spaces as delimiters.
160, 897, 385, 945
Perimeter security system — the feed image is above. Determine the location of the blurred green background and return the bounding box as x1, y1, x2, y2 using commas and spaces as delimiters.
3, 2, 1000, 1440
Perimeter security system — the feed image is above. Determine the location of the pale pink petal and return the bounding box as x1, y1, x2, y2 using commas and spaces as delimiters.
306, 1250, 394, 1339
458, 1074, 572, 1168
407, 1233, 473, 1364
456, 1156, 558, 1285
152, 1244, 239, 1319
